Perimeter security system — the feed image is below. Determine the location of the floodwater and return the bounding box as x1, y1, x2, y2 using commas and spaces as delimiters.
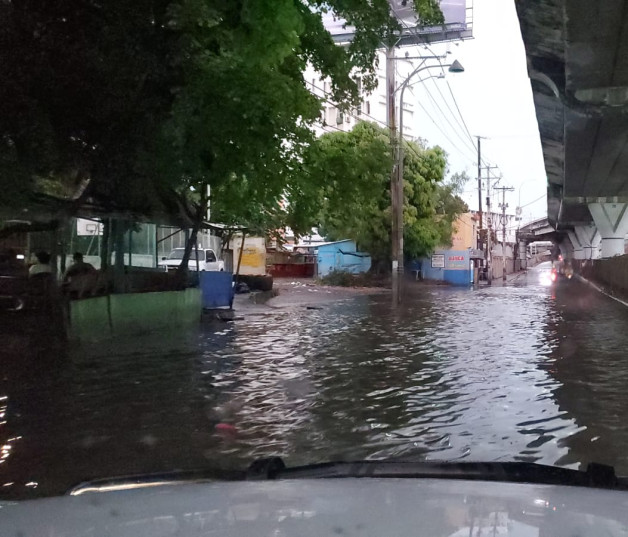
2, 268, 628, 499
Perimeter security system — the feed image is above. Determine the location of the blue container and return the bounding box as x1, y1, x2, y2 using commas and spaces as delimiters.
200, 271, 234, 309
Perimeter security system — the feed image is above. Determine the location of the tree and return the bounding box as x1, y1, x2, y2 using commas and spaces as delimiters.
0, 0, 443, 210
300, 122, 466, 270
0, 0, 444, 276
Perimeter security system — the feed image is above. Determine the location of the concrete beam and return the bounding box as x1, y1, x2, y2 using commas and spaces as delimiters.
588, 202, 628, 258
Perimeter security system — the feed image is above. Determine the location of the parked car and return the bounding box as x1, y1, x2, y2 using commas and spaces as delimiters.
159, 248, 225, 272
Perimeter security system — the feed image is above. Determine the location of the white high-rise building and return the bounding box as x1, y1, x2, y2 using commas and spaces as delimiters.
303, 50, 423, 141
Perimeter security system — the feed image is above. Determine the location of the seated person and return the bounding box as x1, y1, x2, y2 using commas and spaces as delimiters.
63, 252, 95, 283
28, 251, 53, 277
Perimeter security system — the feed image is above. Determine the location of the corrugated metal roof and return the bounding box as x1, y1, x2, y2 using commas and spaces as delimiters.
306, 239, 354, 248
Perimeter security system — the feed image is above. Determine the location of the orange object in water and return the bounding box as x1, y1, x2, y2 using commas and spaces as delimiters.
215, 423, 238, 433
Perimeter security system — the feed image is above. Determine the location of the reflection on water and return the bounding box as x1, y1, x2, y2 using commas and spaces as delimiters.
2, 276, 628, 499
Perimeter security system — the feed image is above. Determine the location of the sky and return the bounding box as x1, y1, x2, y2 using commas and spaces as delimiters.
399, 0, 548, 224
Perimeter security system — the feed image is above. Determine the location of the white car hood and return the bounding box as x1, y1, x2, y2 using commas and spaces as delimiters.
2, 478, 628, 536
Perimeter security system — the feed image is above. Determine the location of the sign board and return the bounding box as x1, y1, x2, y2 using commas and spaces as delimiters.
323, 0, 470, 45
76, 218, 103, 236
431, 254, 445, 268
447, 254, 467, 269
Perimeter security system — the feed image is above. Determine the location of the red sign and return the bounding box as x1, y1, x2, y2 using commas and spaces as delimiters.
448, 256, 464, 261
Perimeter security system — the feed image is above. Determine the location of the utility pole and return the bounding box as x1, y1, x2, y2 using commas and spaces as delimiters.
476, 136, 483, 231
484, 165, 499, 285
476, 136, 484, 282
386, 44, 400, 305
495, 185, 515, 281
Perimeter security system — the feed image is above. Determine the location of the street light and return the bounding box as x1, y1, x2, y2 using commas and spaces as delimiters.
398, 60, 465, 183
391, 59, 464, 304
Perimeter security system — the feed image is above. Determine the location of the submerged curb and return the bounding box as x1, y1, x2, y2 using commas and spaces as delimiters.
574, 273, 628, 309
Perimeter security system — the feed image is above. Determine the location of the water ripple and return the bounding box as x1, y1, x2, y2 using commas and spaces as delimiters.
3, 279, 628, 498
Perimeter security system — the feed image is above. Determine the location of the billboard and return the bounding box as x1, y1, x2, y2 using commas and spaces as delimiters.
324, 0, 471, 45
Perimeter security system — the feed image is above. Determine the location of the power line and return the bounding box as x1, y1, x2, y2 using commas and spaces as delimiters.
387, 6, 491, 169
395, 67, 475, 159
307, 81, 388, 127
446, 80, 476, 150
419, 82, 480, 157
408, 86, 478, 165
428, 76, 477, 154
393, 51, 479, 160
394, 62, 474, 156
520, 193, 546, 208
417, 41, 502, 172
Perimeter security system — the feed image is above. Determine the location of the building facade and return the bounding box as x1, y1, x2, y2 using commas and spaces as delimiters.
303, 50, 418, 140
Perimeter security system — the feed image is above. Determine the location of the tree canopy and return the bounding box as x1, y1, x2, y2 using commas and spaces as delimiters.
0, 0, 444, 225
298, 122, 468, 269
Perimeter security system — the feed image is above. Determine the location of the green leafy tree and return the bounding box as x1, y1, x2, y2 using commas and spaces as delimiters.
0, 0, 444, 273
300, 122, 467, 270
0, 0, 442, 207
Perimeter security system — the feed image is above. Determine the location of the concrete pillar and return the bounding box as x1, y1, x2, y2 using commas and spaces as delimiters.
559, 238, 574, 259
573, 224, 601, 260
518, 241, 527, 269
567, 230, 585, 260
588, 202, 628, 258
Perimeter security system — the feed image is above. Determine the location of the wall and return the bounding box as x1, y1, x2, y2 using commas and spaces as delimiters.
317, 241, 371, 276
421, 250, 473, 286
491, 243, 516, 279
451, 213, 478, 250
303, 50, 415, 140
576, 256, 628, 301
69, 288, 201, 342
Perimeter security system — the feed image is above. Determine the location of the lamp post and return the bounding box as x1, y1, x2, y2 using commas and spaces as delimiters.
391, 59, 464, 304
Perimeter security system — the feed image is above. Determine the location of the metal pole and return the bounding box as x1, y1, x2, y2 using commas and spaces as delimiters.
394, 62, 450, 303
502, 188, 507, 281
476, 137, 483, 231
387, 45, 399, 305
486, 169, 492, 285
495, 186, 515, 281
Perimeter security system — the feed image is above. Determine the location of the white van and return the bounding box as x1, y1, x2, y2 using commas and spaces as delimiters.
159, 248, 225, 272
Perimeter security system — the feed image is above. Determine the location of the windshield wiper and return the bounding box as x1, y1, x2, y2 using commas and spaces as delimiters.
67, 458, 626, 495
247, 457, 626, 491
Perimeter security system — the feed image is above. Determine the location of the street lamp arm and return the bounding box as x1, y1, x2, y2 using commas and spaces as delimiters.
398, 64, 453, 151
393, 62, 449, 96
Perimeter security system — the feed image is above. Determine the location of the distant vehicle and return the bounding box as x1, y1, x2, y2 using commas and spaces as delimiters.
556, 257, 574, 280
534, 260, 557, 286
159, 248, 225, 272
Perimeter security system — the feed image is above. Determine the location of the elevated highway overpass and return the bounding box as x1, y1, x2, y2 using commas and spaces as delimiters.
516, 216, 601, 260
516, 0, 628, 258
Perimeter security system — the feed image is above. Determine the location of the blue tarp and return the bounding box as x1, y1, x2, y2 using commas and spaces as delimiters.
200, 271, 234, 309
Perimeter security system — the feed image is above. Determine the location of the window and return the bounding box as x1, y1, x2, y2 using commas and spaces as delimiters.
205, 250, 216, 263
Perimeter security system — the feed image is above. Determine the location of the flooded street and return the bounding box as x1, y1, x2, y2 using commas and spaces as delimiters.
3, 271, 628, 499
